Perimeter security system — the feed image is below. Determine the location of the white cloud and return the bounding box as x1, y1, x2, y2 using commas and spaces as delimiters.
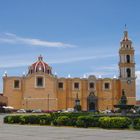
136, 71, 140, 78
83, 64, 119, 78
136, 71, 140, 86
49, 54, 116, 64
83, 71, 118, 79
89, 65, 118, 72
84, 72, 108, 77
0, 32, 75, 48
136, 71, 140, 99
0, 53, 117, 69
0, 62, 31, 68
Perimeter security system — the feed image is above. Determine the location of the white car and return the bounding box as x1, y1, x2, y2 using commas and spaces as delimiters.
32, 109, 42, 113
17, 109, 26, 113
102, 110, 111, 114
63, 108, 74, 113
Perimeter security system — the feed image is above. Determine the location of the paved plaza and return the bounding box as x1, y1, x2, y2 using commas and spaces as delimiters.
0, 114, 140, 140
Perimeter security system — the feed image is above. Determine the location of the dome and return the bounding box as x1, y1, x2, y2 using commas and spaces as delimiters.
28, 55, 52, 75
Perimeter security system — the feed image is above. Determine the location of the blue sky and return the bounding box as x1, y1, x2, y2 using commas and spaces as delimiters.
0, 0, 140, 99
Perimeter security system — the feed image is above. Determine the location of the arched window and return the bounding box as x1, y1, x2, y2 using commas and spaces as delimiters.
126, 68, 131, 77
126, 55, 130, 63
89, 82, 94, 89
47, 70, 50, 74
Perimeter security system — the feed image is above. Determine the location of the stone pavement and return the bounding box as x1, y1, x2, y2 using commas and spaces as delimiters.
0, 114, 140, 140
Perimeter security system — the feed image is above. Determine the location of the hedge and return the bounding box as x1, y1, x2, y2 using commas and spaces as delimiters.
55, 116, 70, 126
133, 118, 140, 129
51, 112, 94, 126
4, 115, 21, 124
99, 117, 131, 129
4, 114, 52, 125
50, 112, 94, 120
76, 116, 99, 128
39, 115, 52, 125
3, 114, 139, 129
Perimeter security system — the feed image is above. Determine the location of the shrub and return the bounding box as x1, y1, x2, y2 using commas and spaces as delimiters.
39, 114, 52, 125
4, 116, 9, 123
133, 118, 140, 129
11, 115, 21, 123
99, 117, 131, 129
55, 116, 70, 126
4, 115, 52, 125
51, 112, 89, 126
4, 113, 138, 130
4, 115, 21, 124
27, 115, 40, 124
51, 112, 94, 120
67, 117, 77, 126
19, 115, 29, 124
19, 115, 51, 125
76, 116, 99, 128
5, 116, 14, 124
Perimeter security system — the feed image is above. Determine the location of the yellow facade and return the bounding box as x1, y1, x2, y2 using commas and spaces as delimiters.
3, 30, 136, 111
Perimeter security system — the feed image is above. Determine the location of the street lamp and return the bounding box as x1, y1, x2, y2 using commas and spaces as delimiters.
74, 92, 81, 111
48, 94, 50, 112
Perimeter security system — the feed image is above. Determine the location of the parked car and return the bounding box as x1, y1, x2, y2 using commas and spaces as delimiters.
102, 110, 112, 114
57, 110, 62, 113
32, 109, 42, 113
63, 108, 74, 113
2, 106, 14, 113
17, 109, 26, 113
26, 109, 33, 113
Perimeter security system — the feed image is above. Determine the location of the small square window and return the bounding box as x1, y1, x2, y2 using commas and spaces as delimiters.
89, 82, 94, 88
14, 80, 20, 89
74, 82, 79, 89
58, 82, 63, 89
36, 77, 44, 87
104, 83, 110, 90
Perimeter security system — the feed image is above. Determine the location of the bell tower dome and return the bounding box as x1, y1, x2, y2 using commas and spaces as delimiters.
119, 28, 136, 104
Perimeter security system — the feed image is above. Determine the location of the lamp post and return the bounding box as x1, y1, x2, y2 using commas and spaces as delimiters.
74, 92, 81, 111
26, 99, 27, 110
48, 94, 50, 112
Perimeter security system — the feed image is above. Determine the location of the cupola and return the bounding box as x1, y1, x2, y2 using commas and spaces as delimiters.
28, 55, 52, 75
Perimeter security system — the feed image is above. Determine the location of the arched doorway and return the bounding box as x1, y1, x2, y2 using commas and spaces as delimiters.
87, 92, 98, 111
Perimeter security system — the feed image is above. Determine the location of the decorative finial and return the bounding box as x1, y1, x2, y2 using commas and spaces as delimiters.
54, 72, 57, 77
83, 74, 86, 78
38, 55, 43, 61
23, 72, 26, 77
123, 24, 128, 40
3, 71, 7, 77
98, 75, 102, 79
113, 75, 117, 79
68, 74, 71, 78
125, 24, 127, 30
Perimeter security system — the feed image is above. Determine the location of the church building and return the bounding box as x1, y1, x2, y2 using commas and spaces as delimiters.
3, 30, 136, 111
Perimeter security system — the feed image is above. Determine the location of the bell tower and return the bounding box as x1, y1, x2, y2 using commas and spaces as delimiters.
119, 29, 136, 104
